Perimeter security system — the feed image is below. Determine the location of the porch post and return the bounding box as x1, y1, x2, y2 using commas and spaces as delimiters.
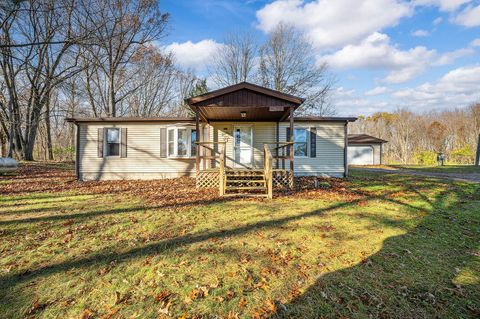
289, 106, 294, 187
195, 109, 200, 175
275, 121, 279, 169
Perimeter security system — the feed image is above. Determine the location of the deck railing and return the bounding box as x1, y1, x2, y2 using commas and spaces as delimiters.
264, 142, 294, 167
218, 143, 226, 196
264, 142, 294, 189
196, 141, 226, 170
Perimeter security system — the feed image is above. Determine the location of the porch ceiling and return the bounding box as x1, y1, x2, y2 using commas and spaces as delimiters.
197, 105, 290, 121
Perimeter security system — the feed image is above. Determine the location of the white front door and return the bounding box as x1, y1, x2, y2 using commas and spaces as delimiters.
234, 126, 253, 167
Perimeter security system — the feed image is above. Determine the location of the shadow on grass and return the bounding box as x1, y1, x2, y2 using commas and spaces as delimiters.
0, 196, 229, 226
1, 175, 478, 318
279, 181, 480, 318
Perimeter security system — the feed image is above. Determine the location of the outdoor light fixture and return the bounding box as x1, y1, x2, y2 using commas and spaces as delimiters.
240, 111, 247, 118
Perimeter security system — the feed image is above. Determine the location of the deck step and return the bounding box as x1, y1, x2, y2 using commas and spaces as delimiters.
225, 174, 264, 177
226, 179, 266, 184
222, 193, 268, 198
226, 170, 263, 174
226, 186, 267, 191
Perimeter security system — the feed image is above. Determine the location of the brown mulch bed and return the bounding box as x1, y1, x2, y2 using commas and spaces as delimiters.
1, 162, 362, 204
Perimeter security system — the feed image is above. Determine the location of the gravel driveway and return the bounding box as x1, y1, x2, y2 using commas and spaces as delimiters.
352, 167, 480, 183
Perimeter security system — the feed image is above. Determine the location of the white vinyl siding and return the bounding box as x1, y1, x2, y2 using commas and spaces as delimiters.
78, 123, 196, 180
77, 121, 346, 180
279, 122, 345, 176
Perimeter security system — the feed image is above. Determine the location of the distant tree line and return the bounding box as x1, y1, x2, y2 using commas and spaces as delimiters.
350, 103, 480, 165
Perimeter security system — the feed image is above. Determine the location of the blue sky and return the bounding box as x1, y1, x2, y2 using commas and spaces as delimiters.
161, 0, 480, 116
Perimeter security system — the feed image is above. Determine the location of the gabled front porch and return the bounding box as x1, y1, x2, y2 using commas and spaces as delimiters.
186, 82, 304, 198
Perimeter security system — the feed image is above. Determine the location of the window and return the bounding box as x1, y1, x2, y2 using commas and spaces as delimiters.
167, 127, 196, 157
168, 129, 175, 156
106, 128, 120, 156
294, 128, 308, 157
191, 130, 197, 156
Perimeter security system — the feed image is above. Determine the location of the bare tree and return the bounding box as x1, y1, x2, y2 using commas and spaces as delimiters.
258, 23, 334, 115
0, 0, 88, 160
126, 45, 177, 117
209, 31, 257, 87
78, 0, 169, 117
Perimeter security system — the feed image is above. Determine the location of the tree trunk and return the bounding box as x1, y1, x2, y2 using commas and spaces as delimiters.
44, 96, 54, 160
0, 130, 6, 157
108, 74, 116, 117
23, 101, 43, 161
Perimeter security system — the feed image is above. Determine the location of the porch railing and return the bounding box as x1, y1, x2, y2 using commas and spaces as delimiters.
195, 141, 226, 189
264, 142, 293, 167
218, 143, 226, 196
264, 142, 294, 189
196, 141, 226, 170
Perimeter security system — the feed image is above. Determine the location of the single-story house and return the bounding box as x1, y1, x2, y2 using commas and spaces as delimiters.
67, 82, 357, 198
347, 134, 388, 165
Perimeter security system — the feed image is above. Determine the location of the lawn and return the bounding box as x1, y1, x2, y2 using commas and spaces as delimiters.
390, 164, 480, 174
0, 163, 479, 318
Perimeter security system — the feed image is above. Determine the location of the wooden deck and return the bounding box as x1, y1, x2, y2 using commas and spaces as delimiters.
195, 142, 293, 199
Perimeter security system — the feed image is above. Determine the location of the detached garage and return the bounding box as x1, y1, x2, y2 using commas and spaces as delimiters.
348, 134, 388, 165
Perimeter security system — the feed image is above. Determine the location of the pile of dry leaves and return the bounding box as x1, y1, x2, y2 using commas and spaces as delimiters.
1, 162, 361, 203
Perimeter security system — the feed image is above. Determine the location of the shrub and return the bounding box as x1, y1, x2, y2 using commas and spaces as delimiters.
413, 151, 437, 166
449, 145, 474, 164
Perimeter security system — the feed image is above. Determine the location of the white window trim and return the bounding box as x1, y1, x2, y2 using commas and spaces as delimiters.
167, 126, 196, 158
293, 127, 309, 158
105, 127, 121, 158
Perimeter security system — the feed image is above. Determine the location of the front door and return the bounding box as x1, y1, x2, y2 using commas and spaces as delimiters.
234, 126, 253, 168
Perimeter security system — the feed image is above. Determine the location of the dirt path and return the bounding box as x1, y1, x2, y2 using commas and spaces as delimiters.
352, 167, 480, 183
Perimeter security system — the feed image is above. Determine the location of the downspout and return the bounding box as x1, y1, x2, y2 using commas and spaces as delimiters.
344, 121, 348, 177
75, 122, 80, 180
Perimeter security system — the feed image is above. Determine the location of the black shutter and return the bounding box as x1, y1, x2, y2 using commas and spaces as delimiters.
310, 127, 316, 158
159, 128, 167, 158
120, 128, 127, 158
97, 128, 104, 158
286, 127, 291, 156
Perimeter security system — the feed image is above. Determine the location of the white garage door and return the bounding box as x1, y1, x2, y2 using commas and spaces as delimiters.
348, 146, 374, 165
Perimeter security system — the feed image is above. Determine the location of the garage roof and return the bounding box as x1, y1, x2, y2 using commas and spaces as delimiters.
348, 134, 388, 144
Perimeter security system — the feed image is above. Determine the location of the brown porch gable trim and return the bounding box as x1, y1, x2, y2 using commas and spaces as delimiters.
186, 82, 305, 106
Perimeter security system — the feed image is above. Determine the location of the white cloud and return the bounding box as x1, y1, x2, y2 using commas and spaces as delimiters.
412, 29, 430, 37
471, 38, 480, 46
255, 0, 412, 49
452, 4, 480, 27
433, 17, 443, 25
319, 33, 435, 83
414, 0, 472, 11
393, 65, 480, 110
320, 32, 474, 83
365, 86, 389, 96
332, 87, 389, 116
432, 47, 475, 65
164, 39, 223, 71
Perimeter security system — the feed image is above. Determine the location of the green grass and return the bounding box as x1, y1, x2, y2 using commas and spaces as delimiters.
0, 164, 479, 318
390, 164, 480, 174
